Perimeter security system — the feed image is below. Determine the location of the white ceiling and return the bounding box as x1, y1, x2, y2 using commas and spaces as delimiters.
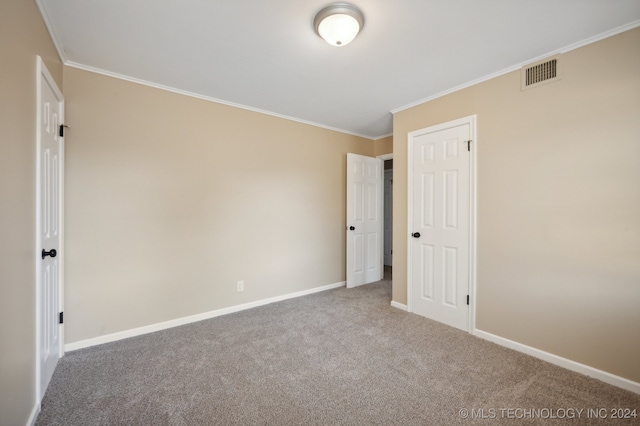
37, 0, 640, 139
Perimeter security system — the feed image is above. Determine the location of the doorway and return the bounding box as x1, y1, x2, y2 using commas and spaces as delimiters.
379, 154, 393, 282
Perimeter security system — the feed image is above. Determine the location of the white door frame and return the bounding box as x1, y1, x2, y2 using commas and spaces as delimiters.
35, 56, 65, 402
407, 115, 477, 333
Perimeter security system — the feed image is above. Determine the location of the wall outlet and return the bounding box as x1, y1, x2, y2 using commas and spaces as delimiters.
236, 280, 244, 292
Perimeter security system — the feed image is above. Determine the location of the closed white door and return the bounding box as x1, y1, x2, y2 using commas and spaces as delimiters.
384, 169, 393, 266
37, 57, 64, 398
408, 118, 473, 331
346, 153, 383, 288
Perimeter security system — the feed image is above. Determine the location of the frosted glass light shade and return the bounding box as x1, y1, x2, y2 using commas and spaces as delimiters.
314, 3, 365, 47
317, 14, 360, 46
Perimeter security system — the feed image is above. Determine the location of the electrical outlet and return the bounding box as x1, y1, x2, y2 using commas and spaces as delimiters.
237, 280, 244, 292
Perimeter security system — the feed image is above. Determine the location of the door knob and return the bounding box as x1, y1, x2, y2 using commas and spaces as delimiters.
42, 248, 57, 259
412, 232, 421, 238
349, 226, 355, 231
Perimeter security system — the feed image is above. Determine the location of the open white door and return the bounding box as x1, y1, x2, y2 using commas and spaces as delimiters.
36, 56, 64, 401
408, 116, 475, 332
346, 153, 383, 288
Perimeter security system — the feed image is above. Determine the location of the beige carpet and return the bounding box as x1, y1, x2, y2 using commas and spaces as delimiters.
37, 273, 639, 425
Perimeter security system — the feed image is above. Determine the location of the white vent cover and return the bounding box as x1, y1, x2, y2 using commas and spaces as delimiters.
521, 56, 561, 90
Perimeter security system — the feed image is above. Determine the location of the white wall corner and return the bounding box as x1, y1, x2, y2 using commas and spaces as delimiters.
390, 301, 408, 311
27, 402, 40, 426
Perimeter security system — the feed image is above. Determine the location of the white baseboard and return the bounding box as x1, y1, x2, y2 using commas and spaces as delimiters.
474, 329, 640, 395
65, 281, 346, 352
27, 403, 40, 426
390, 301, 408, 311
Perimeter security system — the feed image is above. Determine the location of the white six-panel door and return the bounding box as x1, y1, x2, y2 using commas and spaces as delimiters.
408, 117, 474, 331
37, 57, 64, 400
346, 153, 383, 288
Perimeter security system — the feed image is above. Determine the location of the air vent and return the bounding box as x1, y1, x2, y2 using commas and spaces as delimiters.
521, 56, 561, 90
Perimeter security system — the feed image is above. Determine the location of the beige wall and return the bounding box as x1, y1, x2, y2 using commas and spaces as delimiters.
0, 1, 63, 424
374, 135, 393, 156
393, 28, 640, 382
63, 67, 374, 343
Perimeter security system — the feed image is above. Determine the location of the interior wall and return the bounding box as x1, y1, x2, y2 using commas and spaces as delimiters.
374, 135, 393, 156
63, 66, 374, 344
0, 1, 63, 424
392, 28, 640, 383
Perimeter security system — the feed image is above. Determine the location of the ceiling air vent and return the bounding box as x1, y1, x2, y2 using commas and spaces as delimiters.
521, 55, 561, 90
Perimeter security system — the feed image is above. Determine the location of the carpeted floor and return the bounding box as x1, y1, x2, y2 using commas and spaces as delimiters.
37, 271, 639, 425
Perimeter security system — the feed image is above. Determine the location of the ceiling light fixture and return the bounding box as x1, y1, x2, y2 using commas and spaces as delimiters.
313, 3, 365, 47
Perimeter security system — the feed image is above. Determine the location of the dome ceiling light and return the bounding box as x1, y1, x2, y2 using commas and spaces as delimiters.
313, 3, 365, 47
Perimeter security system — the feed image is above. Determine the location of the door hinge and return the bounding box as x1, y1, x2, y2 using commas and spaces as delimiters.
466, 140, 472, 151
466, 295, 470, 305
59, 124, 69, 137
59, 312, 64, 324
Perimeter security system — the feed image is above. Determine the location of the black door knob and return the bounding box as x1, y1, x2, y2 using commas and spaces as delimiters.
349, 226, 356, 231
412, 232, 421, 238
42, 248, 57, 259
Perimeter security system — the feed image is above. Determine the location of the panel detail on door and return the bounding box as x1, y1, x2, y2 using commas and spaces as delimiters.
423, 143, 435, 162
52, 153, 59, 236
367, 183, 378, 220
444, 170, 458, 230
421, 244, 434, 300
354, 182, 364, 221
43, 263, 51, 354
445, 138, 458, 160
354, 235, 364, 273
367, 233, 378, 271
421, 173, 434, 228
443, 247, 458, 307
43, 150, 51, 237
